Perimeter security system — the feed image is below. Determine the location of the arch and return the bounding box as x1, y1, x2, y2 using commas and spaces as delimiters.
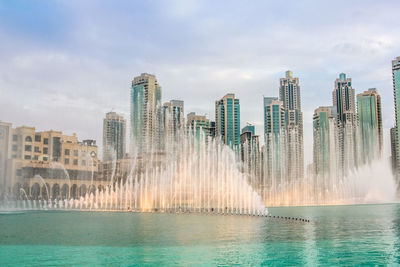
79, 184, 87, 197
13, 183, 22, 199
98, 185, 104, 192
52, 184, 60, 200
31, 183, 40, 200
25, 136, 32, 142
71, 184, 78, 199
61, 184, 69, 199
23, 183, 30, 197
88, 184, 96, 195
41, 183, 50, 200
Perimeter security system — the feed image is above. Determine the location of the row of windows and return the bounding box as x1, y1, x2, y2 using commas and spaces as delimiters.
64, 158, 83, 166
13, 135, 49, 144
64, 149, 81, 156
24, 155, 48, 161
23, 145, 48, 154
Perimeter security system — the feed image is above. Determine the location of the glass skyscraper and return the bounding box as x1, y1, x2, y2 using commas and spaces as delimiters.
279, 71, 304, 180
332, 73, 358, 174
357, 88, 382, 164
391, 56, 400, 178
131, 73, 162, 154
102, 112, 126, 161
313, 106, 338, 178
215, 94, 240, 150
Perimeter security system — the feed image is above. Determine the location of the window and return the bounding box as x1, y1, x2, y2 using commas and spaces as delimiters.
12, 145, 17, 152
65, 149, 70, 156
25, 136, 32, 142
12, 154, 17, 159
64, 158, 70, 165
33, 155, 38, 160
24, 155, 31, 160
82, 160, 86, 166
25, 145, 32, 152
43, 138, 48, 145
34, 135, 41, 142
73, 159, 78, 165
73, 150, 78, 157
34, 146, 40, 153
43, 147, 48, 154
12, 135, 17, 141
43, 157, 48, 161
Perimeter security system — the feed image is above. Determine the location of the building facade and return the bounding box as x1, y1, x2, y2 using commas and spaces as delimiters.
312, 106, 339, 178
162, 100, 184, 142
279, 71, 304, 180
357, 89, 383, 164
4, 125, 101, 200
392, 56, 400, 178
240, 125, 260, 189
263, 97, 287, 194
131, 73, 162, 154
0, 121, 12, 198
215, 93, 240, 150
332, 73, 358, 175
103, 111, 126, 162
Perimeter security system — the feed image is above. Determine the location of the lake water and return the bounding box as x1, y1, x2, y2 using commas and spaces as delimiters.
0, 204, 399, 266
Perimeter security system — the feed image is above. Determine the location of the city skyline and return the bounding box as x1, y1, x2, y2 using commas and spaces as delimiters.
1, 1, 400, 165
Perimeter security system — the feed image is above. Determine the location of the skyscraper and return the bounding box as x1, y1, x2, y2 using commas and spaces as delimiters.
186, 112, 211, 140
332, 73, 358, 174
215, 94, 240, 150
240, 125, 260, 191
102, 111, 126, 161
392, 56, 400, 178
357, 88, 383, 164
131, 73, 162, 154
312, 106, 339, 178
162, 100, 184, 142
279, 71, 304, 180
263, 97, 287, 190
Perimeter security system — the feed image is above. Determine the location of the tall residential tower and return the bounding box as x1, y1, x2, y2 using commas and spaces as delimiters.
215, 94, 240, 150
357, 88, 383, 164
332, 73, 358, 174
130, 73, 162, 154
279, 71, 304, 180
102, 112, 126, 161
391, 56, 400, 178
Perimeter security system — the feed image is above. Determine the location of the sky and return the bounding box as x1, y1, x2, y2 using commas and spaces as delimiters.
0, 0, 399, 164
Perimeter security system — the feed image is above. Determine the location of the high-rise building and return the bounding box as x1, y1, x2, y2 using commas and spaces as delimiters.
240, 125, 260, 190
391, 127, 398, 175
0, 121, 11, 198
392, 56, 400, 178
312, 106, 339, 178
186, 112, 210, 140
279, 71, 304, 180
241, 124, 255, 135
131, 73, 162, 154
162, 100, 184, 140
102, 111, 126, 161
215, 93, 240, 150
357, 89, 383, 164
332, 73, 358, 174
263, 97, 287, 189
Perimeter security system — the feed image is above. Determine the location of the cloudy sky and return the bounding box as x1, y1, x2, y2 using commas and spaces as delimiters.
0, 0, 399, 164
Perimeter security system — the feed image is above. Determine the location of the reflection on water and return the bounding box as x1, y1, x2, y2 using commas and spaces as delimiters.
0, 204, 400, 265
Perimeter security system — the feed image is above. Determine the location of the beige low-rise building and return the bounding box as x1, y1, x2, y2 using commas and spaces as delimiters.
3, 124, 107, 200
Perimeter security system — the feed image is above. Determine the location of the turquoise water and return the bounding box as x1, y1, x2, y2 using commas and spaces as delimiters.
0, 204, 400, 266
